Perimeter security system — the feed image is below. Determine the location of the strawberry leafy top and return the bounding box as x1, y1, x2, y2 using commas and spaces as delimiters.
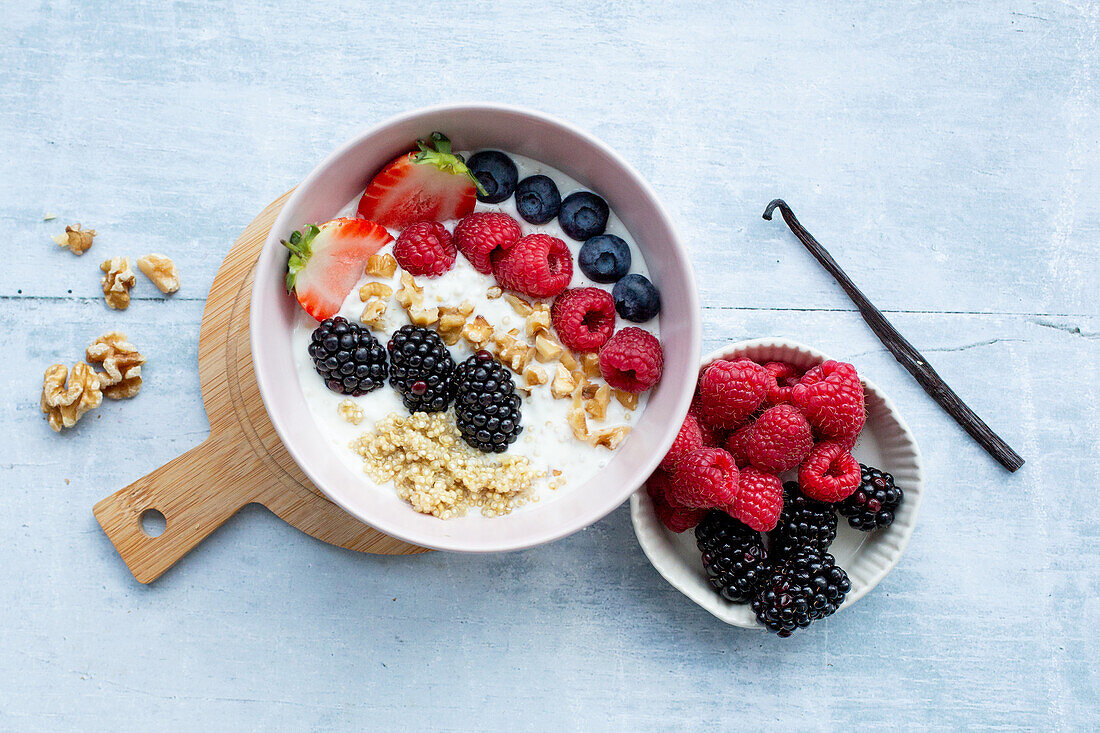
413, 132, 488, 196
281, 224, 320, 293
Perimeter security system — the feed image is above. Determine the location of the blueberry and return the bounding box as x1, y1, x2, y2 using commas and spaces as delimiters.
578, 234, 631, 283
558, 191, 609, 241
612, 273, 661, 322
467, 150, 518, 204
514, 175, 561, 224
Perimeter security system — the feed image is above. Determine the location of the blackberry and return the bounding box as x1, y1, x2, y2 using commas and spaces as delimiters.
452, 351, 523, 453
838, 464, 903, 531
387, 325, 456, 413
307, 317, 387, 396
695, 510, 769, 603
751, 549, 851, 637
769, 481, 837, 558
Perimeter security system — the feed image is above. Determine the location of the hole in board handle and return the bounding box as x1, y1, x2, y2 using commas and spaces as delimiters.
140, 508, 167, 538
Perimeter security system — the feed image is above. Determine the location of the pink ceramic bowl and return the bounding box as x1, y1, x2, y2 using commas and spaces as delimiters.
250, 104, 701, 552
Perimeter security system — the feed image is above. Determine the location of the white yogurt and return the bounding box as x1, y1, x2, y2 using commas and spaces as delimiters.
291, 153, 660, 512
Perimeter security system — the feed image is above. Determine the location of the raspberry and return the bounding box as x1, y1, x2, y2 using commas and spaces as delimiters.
797, 441, 861, 502
791, 360, 866, 445
724, 424, 754, 468
491, 232, 572, 298
453, 212, 522, 274
744, 404, 813, 474
697, 359, 768, 431
763, 361, 802, 406
598, 327, 663, 393
392, 221, 456, 277
551, 287, 616, 352
728, 466, 783, 532
659, 413, 705, 470
647, 470, 705, 532
666, 448, 740, 510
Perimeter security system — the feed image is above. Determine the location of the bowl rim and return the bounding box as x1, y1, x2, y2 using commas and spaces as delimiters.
630, 337, 924, 628
249, 103, 701, 552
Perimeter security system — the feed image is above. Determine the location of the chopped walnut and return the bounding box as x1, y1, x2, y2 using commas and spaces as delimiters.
408, 303, 439, 326
136, 254, 180, 293
486, 286, 503, 299
40, 363, 102, 432
86, 331, 145, 399
358, 282, 393, 301
53, 224, 96, 255
491, 331, 534, 373
584, 384, 612, 420
567, 402, 589, 441
580, 352, 601, 378
358, 300, 386, 329
613, 389, 639, 410
551, 363, 578, 399
395, 271, 421, 309
364, 253, 398, 278
526, 305, 551, 337
100, 256, 135, 310
534, 333, 563, 362
338, 399, 364, 425
461, 315, 494, 347
523, 366, 548, 387
505, 293, 533, 317
559, 347, 579, 372
590, 425, 631, 450
436, 302, 474, 346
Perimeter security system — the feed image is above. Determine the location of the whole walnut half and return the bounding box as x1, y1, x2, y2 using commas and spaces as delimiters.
100, 256, 136, 310
41, 363, 103, 432
86, 331, 145, 399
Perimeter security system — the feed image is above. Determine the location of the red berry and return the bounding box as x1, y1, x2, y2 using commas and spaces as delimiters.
798, 441, 862, 502
647, 470, 705, 533
453, 212, 522, 274
724, 423, 755, 468
697, 359, 768, 431
659, 413, 705, 470
667, 448, 740, 510
744, 404, 813, 474
392, 221, 456, 277
791, 360, 866, 444
728, 466, 783, 532
491, 233, 573, 298
598, 327, 663, 393
763, 361, 802, 406
551, 287, 616, 352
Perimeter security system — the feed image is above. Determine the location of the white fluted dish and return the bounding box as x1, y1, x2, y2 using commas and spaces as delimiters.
630, 338, 923, 630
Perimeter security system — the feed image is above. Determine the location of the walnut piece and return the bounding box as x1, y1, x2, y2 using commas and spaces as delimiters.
136, 253, 180, 293
360, 300, 387, 330
523, 366, 548, 387
486, 286, 503, 299
41, 363, 102, 432
567, 403, 589, 441
394, 272, 437, 326
551, 363, 578, 399
559, 347, 579, 372
358, 282, 393, 301
461, 316, 493, 347
86, 331, 145, 399
613, 389, 639, 410
534, 333, 563, 362
581, 352, 601, 378
584, 384, 612, 420
53, 224, 96, 255
100, 256, 136, 310
590, 425, 631, 450
364, 253, 398, 278
505, 293, 533, 317
526, 305, 551, 338
437, 302, 474, 346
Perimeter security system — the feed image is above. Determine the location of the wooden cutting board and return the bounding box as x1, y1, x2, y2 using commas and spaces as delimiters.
94, 191, 428, 583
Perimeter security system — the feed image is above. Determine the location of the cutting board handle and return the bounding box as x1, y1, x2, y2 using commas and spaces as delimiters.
93, 435, 262, 583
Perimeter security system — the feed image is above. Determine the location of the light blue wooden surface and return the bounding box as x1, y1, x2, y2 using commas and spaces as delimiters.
2, 1, 1098, 730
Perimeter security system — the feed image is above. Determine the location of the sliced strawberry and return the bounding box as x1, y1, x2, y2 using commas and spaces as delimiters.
357, 132, 486, 230
283, 217, 393, 320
